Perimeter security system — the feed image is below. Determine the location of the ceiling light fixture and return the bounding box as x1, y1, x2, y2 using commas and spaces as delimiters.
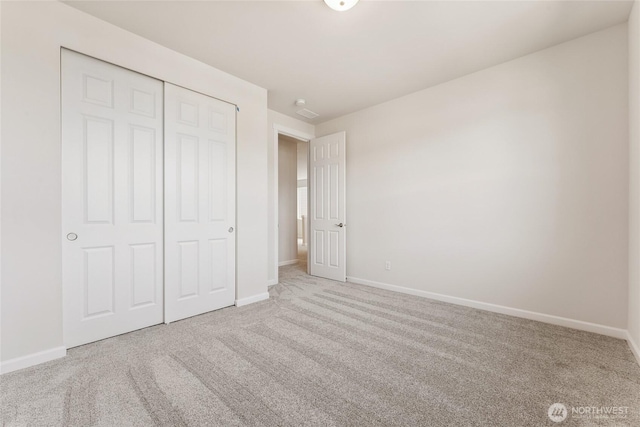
324, 0, 359, 12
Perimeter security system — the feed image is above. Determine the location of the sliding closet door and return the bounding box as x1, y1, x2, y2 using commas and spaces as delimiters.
164, 83, 236, 323
62, 50, 164, 348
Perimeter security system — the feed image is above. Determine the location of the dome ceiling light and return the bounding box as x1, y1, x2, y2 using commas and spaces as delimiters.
324, 0, 360, 12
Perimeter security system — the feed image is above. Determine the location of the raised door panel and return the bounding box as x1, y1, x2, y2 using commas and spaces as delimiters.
83, 246, 115, 318
209, 239, 227, 293
329, 164, 339, 220
83, 74, 114, 107
329, 231, 340, 268
209, 140, 227, 222
314, 166, 324, 220
130, 243, 157, 308
84, 116, 114, 224
314, 230, 325, 266
178, 101, 199, 127
130, 89, 156, 118
130, 125, 157, 223
178, 241, 200, 299
177, 134, 200, 222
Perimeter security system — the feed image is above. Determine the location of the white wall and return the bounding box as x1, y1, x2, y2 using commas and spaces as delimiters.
316, 25, 629, 331
1, 2, 268, 364
628, 0, 640, 359
267, 110, 314, 283
297, 141, 308, 240
278, 136, 299, 264
297, 141, 308, 181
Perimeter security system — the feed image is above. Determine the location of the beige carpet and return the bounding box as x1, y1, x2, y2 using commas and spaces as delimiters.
1, 262, 639, 426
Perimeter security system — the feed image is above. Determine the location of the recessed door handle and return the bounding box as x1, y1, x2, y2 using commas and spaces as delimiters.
228, 227, 234, 233
67, 233, 78, 241
335, 223, 345, 228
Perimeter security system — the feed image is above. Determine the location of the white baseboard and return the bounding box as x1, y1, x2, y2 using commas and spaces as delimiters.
346, 276, 627, 340
267, 279, 278, 286
0, 346, 67, 375
235, 292, 270, 307
626, 331, 640, 366
278, 259, 298, 267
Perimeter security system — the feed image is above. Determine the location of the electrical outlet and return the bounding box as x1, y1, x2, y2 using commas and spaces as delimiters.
385, 261, 391, 271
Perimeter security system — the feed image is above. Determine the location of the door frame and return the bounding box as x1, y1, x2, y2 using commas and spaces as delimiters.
272, 124, 314, 283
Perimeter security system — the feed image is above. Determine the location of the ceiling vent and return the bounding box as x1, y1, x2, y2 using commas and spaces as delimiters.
296, 108, 319, 119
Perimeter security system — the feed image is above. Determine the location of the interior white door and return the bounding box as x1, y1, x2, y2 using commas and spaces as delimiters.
164, 83, 236, 323
62, 50, 164, 348
309, 132, 347, 282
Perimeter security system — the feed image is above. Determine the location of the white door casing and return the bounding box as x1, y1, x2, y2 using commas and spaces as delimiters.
309, 132, 346, 282
62, 50, 164, 348
164, 83, 236, 323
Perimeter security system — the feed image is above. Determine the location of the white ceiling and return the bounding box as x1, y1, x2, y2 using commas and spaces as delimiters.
64, 0, 634, 124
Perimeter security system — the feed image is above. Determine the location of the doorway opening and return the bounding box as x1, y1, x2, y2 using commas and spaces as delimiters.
277, 134, 309, 276
272, 125, 347, 284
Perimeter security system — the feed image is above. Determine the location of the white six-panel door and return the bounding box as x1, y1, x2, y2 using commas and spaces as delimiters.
309, 132, 347, 282
164, 83, 236, 323
62, 50, 164, 347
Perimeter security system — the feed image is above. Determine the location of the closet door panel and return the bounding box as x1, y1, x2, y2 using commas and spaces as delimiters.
164, 83, 236, 323
62, 50, 164, 348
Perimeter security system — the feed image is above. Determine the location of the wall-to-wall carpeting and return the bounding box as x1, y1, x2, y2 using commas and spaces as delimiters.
2, 261, 639, 426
